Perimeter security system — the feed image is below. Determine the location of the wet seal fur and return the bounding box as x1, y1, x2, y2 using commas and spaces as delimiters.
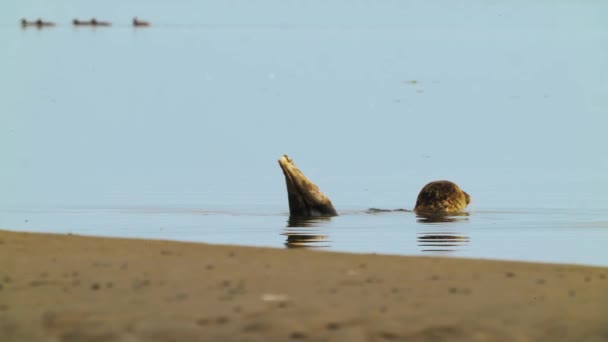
278, 155, 337, 217
414, 180, 470, 214
279, 155, 470, 218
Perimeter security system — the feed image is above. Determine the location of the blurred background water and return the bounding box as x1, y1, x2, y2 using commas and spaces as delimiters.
2, 1, 607, 266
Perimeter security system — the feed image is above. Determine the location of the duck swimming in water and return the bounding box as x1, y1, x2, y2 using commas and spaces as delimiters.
90, 18, 111, 26
72, 19, 88, 26
132, 17, 150, 27
73, 18, 111, 26
278, 155, 470, 218
21, 18, 55, 28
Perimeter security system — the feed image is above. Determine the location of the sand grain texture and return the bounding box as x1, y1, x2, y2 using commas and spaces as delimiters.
1, 230, 607, 341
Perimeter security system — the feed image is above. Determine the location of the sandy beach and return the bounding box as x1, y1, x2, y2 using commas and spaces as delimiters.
1, 229, 607, 341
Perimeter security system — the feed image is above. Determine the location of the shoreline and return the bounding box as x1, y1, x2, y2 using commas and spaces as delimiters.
2, 229, 607, 341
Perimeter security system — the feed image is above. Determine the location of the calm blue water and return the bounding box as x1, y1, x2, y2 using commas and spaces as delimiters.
2, 1, 608, 266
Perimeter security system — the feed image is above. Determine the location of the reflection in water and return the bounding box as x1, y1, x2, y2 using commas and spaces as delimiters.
282, 216, 331, 248
287, 216, 332, 227
416, 212, 469, 223
366, 208, 410, 214
416, 213, 470, 253
417, 233, 470, 252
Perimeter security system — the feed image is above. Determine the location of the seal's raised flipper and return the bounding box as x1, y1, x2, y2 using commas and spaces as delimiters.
278, 155, 337, 217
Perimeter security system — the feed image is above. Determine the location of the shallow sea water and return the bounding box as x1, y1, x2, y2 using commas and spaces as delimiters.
1, 205, 608, 266
2, 1, 607, 266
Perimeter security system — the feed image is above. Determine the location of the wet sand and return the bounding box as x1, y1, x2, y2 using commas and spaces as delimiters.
1, 229, 607, 341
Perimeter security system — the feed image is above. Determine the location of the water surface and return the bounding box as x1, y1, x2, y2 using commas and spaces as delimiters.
2, 1, 607, 266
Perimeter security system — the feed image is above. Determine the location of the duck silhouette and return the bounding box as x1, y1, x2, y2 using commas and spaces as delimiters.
73, 18, 111, 26
21, 18, 55, 28
91, 18, 111, 26
133, 17, 150, 27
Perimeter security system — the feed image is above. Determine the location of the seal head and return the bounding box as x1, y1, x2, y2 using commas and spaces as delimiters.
414, 180, 470, 214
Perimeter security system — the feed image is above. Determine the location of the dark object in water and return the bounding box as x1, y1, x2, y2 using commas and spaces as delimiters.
73, 18, 111, 26
278, 155, 337, 218
72, 19, 90, 26
414, 180, 470, 214
72, 19, 88, 26
278, 155, 471, 218
133, 17, 150, 27
91, 18, 111, 26
21, 18, 55, 28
